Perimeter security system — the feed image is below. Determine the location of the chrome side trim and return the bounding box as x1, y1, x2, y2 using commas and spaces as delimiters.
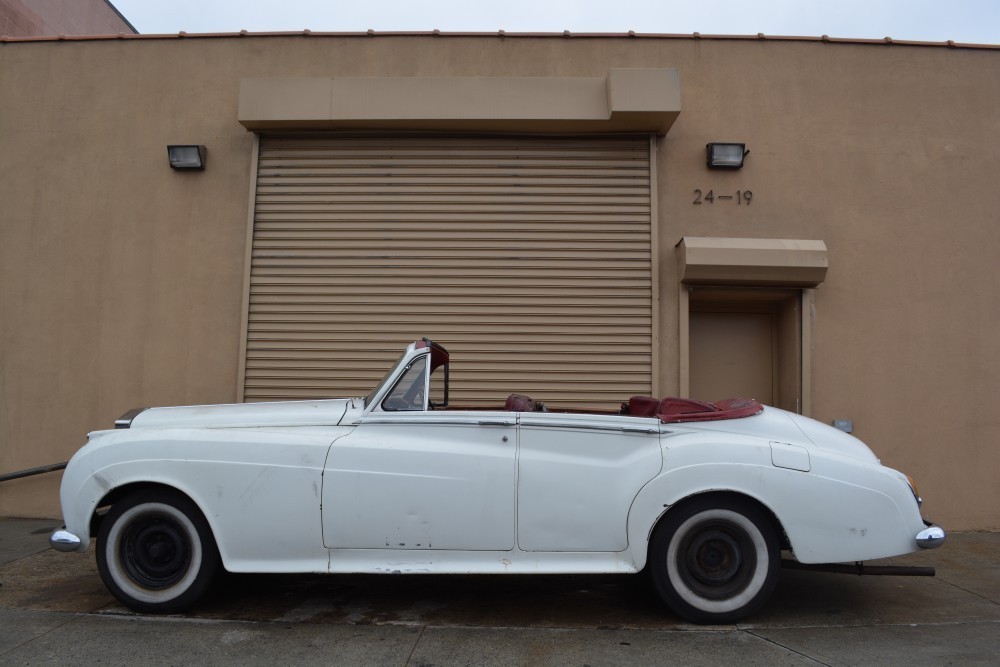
519, 420, 658, 434
916, 524, 946, 549
50, 529, 82, 552
360, 418, 511, 426
115, 407, 148, 429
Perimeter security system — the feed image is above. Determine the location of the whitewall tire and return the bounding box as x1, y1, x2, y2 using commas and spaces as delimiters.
96, 489, 219, 614
650, 496, 780, 623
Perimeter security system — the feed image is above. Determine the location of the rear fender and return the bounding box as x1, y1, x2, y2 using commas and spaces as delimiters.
627, 439, 921, 568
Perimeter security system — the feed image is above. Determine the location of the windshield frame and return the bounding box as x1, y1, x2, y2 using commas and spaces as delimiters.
364, 349, 411, 408
362, 339, 451, 412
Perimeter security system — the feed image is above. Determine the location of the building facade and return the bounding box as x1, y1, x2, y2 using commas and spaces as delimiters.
0, 0, 134, 37
0, 31, 997, 530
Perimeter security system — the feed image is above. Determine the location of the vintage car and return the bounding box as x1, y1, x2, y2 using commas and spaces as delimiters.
51, 338, 945, 623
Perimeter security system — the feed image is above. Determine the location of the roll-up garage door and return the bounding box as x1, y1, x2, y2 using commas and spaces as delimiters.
244, 134, 654, 408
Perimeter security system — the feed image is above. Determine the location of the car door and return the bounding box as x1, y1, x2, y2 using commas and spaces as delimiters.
517, 413, 663, 552
322, 410, 516, 551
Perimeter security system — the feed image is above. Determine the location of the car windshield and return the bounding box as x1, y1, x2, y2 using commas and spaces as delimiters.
364, 350, 410, 408
382, 356, 428, 411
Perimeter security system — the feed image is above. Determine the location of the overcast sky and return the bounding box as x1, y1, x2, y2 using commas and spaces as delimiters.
111, 1, 1000, 44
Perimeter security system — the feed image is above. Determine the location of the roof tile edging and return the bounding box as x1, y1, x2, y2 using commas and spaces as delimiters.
1, 29, 997, 50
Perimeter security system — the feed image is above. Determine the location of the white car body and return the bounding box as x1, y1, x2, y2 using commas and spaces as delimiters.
52, 339, 944, 622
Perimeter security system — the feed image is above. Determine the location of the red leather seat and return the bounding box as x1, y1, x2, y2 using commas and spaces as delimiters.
505, 394, 537, 412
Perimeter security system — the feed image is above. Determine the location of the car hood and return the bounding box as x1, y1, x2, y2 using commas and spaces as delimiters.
127, 399, 353, 429
680, 406, 879, 463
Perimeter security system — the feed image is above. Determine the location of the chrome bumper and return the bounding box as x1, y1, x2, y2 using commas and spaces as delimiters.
916, 523, 946, 549
49, 529, 82, 552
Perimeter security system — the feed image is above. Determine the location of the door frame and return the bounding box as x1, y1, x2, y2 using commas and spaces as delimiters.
679, 285, 814, 416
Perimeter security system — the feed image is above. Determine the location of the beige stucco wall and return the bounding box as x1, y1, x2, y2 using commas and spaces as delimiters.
1, 34, 997, 530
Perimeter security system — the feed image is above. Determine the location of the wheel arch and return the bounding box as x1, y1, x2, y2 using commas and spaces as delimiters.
648, 490, 790, 559
91, 481, 222, 562
627, 468, 796, 571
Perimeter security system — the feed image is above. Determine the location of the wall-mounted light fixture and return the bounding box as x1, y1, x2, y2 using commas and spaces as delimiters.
167, 145, 206, 170
706, 142, 749, 169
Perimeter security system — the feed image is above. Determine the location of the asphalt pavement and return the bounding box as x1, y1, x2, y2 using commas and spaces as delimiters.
0, 517, 997, 666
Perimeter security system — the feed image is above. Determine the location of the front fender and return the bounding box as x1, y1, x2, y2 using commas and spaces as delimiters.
57, 426, 349, 572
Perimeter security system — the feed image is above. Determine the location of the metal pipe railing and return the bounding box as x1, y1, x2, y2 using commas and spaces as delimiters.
0, 462, 68, 483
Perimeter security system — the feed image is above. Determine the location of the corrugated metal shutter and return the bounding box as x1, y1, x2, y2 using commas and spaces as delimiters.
244, 135, 653, 408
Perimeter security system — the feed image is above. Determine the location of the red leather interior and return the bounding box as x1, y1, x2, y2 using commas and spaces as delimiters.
504, 394, 537, 412
627, 395, 763, 423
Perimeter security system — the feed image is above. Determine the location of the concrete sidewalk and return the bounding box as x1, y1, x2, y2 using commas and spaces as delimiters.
1, 517, 997, 665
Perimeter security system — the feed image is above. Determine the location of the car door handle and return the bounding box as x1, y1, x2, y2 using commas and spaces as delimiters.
478, 420, 513, 427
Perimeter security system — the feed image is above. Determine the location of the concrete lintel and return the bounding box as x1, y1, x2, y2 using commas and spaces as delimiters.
238, 70, 680, 134
677, 237, 829, 287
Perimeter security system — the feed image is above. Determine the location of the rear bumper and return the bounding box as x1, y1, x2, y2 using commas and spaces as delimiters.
916, 522, 946, 549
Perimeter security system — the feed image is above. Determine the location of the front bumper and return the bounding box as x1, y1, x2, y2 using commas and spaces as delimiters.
916, 522, 946, 549
49, 528, 82, 552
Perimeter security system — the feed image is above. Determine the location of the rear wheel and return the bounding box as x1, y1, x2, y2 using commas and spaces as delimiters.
649, 496, 780, 623
96, 489, 219, 613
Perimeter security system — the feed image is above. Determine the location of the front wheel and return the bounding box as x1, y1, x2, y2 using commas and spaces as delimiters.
96, 489, 219, 613
649, 496, 780, 624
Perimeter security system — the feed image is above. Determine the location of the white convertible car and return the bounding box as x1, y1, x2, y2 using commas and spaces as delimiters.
51, 338, 944, 623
